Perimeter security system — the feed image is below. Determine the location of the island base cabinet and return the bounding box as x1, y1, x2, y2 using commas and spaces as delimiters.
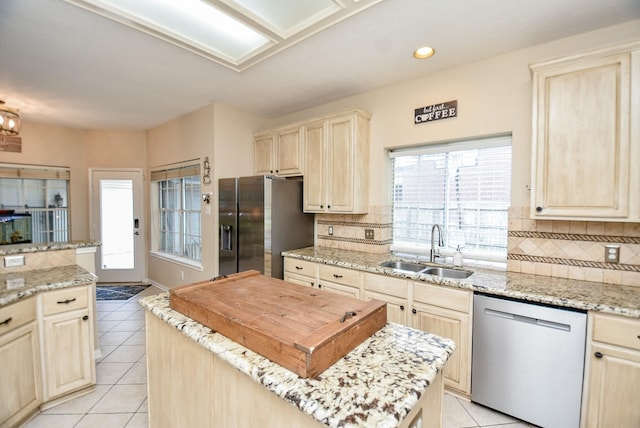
145, 312, 445, 428
0, 321, 41, 428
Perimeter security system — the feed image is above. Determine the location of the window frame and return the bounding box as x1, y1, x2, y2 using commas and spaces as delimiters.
150, 162, 202, 266
389, 135, 512, 265
0, 163, 71, 244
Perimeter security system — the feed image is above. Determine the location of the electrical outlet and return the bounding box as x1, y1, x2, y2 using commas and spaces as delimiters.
365, 229, 374, 240
604, 245, 620, 263
328, 225, 333, 236
4, 255, 25, 268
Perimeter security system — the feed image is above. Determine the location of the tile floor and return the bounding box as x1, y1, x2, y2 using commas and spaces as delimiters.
22, 285, 534, 428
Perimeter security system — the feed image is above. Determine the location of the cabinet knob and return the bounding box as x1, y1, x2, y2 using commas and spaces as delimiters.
320, 205, 324, 209
275, 170, 279, 173
400, 305, 405, 311
0, 317, 12, 326
327, 205, 331, 209
412, 308, 417, 314
318, 284, 322, 289
594, 351, 603, 359
536, 206, 543, 213
82, 315, 89, 321
57, 298, 77, 305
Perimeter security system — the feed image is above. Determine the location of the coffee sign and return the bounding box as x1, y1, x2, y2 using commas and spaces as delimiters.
414, 100, 457, 124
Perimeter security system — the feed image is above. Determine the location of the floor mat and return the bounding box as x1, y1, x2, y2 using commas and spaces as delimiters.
96, 284, 150, 301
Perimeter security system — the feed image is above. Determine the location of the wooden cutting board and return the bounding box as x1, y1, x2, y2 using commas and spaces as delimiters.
169, 270, 387, 378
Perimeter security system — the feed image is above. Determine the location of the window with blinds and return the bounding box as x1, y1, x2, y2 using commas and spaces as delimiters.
150, 162, 202, 263
0, 164, 71, 243
390, 136, 512, 262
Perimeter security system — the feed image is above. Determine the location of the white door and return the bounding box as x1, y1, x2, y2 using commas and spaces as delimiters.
91, 169, 144, 283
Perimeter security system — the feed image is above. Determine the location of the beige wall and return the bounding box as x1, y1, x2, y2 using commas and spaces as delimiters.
145, 104, 269, 288
2, 122, 89, 239
271, 20, 640, 210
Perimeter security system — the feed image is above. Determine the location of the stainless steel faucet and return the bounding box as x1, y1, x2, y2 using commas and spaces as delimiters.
430, 224, 444, 262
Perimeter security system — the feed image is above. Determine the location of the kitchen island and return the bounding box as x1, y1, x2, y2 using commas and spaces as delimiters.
140, 293, 456, 428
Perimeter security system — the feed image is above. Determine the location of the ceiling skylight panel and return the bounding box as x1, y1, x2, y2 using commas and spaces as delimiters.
65, 0, 270, 62
225, 0, 340, 37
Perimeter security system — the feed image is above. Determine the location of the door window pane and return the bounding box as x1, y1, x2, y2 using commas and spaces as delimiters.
100, 179, 134, 269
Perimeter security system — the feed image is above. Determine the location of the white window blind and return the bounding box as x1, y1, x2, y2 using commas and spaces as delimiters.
390, 136, 512, 262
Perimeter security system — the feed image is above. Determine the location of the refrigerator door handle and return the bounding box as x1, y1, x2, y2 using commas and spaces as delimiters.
220, 225, 233, 251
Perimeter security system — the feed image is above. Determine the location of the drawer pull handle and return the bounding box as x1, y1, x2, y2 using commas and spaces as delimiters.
295, 266, 303, 270
333, 274, 343, 279
0, 317, 12, 326
82, 315, 89, 321
57, 298, 77, 304
594, 351, 603, 359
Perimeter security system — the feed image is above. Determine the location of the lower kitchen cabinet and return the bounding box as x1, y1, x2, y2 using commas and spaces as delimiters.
411, 281, 472, 397
0, 298, 41, 428
40, 285, 95, 402
583, 312, 640, 427
362, 272, 410, 325
284, 258, 318, 288
318, 264, 360, 298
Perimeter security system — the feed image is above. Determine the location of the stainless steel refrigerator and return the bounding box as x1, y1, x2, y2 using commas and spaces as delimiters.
218, 175, 314, 279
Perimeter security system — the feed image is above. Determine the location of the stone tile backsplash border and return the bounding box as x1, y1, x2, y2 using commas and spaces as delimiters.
316, 206, 392, 254
508, 207, 640, 286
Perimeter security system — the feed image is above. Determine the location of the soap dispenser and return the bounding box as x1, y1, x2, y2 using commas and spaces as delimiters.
453, 245, 463, 267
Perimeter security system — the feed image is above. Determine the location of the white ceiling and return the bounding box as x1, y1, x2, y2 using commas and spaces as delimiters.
1, 0, 639, 131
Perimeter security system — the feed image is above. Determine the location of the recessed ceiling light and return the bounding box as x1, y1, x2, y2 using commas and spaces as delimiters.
413, 46, 435, 59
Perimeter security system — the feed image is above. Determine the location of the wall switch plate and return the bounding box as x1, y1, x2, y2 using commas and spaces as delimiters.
328, 225, 333, 236
4, 255, 25, 268
365, 229, 374, 240
604, 245, 620, 263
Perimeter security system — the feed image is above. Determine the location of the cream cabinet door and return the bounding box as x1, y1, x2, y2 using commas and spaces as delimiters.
584, 343, 640, 427
254, 133, 275, 175
0, 321, 41, 427
531, 49, 634, 220
326, 115, 356, 212
42, 308, 94, 400
275, 127, 303, 176
362, 290, 409, 325
303, 121, 326, 212
411, 301, 470, 396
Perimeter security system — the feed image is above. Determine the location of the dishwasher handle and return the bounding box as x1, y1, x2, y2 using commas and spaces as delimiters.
484, 308, 571, 331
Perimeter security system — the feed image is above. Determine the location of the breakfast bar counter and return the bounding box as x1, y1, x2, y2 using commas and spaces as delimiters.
140, 293, 455, 428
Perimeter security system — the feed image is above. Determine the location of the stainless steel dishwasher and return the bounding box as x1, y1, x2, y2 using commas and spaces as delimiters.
472, 293, 587, 428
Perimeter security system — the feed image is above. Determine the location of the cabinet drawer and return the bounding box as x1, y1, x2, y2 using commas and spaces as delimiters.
284, 258, 317, 278
592, 312, 640, 351
362, 272, 408, 299
319, 264, 360, 286
412, 281, 470, 313
0, 297, 36, 335
41, 286, 89, 316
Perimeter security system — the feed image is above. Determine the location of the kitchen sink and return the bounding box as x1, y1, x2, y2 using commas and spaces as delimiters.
421, 267, 473, 279
379, 261, 473, 279
379, 260, 427, 272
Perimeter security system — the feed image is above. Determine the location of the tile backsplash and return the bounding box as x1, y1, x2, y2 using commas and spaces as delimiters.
316, 206, 392, 254
315, 205, 640, 286
508, 207, 640, 286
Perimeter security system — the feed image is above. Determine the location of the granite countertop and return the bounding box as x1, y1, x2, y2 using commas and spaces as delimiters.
140, 293, 455, 428
0, 265, 97, 307
0, 240, 101, 256
282, 247, 640, 319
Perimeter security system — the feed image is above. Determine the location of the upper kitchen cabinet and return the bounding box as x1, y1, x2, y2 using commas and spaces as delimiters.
254, 126, 304, 177
530, 41, 640, 221
303, 109, 371, 214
